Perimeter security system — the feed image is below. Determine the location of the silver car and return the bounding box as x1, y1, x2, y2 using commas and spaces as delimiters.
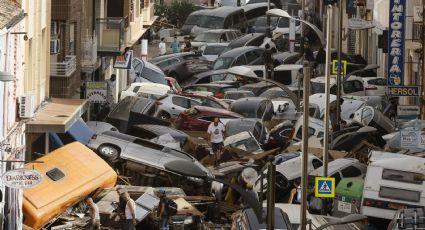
88, 131, 212, 177
154, 94, 228, 120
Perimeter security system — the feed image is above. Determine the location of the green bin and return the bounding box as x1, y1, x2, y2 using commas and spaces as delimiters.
332, 177, 364, 217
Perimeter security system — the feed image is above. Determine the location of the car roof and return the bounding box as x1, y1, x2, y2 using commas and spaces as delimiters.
228, 33, 265, 48
150, 52, 198, 62
187, 9, 211, 16
193, 105, 242, 116
219, 46, 263, 58
199, 29, 239, 34
204, 6, 244, 17
187, 83, 234, 87
241, 2, 272, 11
310, 158, 360, 176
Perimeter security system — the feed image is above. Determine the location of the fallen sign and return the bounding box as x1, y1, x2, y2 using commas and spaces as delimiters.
2, 168, 43, 189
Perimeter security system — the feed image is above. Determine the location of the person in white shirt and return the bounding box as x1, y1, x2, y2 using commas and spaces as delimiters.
207, 117, 226, 166
123, 192, 136, 230
158, 37, 167, 56
85, 197, 100, 230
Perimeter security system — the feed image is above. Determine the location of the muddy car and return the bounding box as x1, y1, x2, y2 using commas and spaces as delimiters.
229, 97, 274, 121
88, 131, 212, 194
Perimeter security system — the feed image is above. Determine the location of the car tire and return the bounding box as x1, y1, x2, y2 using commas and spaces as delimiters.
98, 145, 119, 163
159, 112, 171, 120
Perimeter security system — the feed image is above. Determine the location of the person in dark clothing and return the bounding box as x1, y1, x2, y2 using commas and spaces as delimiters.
157, 190, 169, 230
315, 45, 326, 75
329, 98, 344, 132
303, 42, 315, 62
263, 44, 274, 79
183, 37, 192, 52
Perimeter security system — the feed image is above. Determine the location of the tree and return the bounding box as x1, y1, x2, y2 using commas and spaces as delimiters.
155, 0, 197, 28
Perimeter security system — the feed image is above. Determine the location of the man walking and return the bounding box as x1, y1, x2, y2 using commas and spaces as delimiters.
85, 197, 100, 230
123, 192, 136, 230
156, 189, 170, 230
207, 117, 226, 166
159, 37, 167, 56
170, 36, 180, 53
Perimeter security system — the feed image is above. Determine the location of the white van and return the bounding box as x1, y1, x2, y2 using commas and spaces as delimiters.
119, 82, 171, 101
361, 151, 425, 219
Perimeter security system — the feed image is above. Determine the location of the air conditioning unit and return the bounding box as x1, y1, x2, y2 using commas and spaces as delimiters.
19, 95, 35, 119
50, 39, 60, 54
51, 21, 59, 36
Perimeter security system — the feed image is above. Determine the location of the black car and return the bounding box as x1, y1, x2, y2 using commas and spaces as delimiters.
150, 53, 212, 83
225, 33, 266, 51
239, 81, 275, 96
229, 97, 274, 121
213, 46, 265, 70
267, 120, 294, 149
129, 124, 189, 144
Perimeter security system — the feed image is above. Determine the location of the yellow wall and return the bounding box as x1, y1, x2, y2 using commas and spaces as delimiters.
21, 0, 51, 106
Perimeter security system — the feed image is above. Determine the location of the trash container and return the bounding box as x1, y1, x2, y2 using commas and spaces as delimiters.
332, 177, 364, 217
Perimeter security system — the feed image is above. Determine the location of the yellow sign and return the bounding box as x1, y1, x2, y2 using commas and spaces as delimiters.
331, 60, 347, 75
315, 177, 335, 198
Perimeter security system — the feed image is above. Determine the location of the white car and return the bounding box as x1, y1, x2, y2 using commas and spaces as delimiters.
119, 82, 171, 101
273, 16, 301, 36
201, 43, 229, 62
362, 77, 387, 96
310, 75, 367, 97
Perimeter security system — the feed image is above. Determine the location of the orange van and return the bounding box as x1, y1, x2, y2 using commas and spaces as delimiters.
23, 142, 117, 229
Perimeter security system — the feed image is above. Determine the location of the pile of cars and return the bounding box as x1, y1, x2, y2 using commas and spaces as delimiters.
23, 2, 425, 230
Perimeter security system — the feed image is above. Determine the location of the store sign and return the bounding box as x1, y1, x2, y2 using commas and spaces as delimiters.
400, 129, 425, 150
397, 105, 420, 120
86, 82, 107, 103
388, 86, 420, 96
113, 50, 133, 69
2, 169, 43, 189
387, 0, 406, 96
347, 18, 375, 30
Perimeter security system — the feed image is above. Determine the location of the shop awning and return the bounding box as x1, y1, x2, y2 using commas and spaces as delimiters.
26, 98, 89, 133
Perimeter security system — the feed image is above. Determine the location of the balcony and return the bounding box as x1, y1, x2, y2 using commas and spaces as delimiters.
95, 18, 125, 53
50, 55, 77, 77
125, 13, 146, 47
81, 35, 101, 72
142, 1, 157, 27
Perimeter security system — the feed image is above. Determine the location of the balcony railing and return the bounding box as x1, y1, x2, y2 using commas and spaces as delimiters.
50, 55, 77, 77
95, 17, 125, 53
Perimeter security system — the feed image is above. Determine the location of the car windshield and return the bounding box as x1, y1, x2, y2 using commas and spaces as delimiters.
185, 14, 202, 25
228, 136, 261, 152
198, 16, 224, 29
213, 57, 234, 70
203, 45, 227, 55
277, 17, 300, 28
254, 17, 277, 27
260, 89, 289, 99
310, 82, 325, 94
195, 33, 221, 43
141, 67, 167, 84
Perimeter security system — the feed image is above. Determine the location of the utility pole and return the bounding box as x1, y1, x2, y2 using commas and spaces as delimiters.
422, 3, 425, 119
336, 0, 343, 128
266, 157, 276, 230
300, 60, 311, 230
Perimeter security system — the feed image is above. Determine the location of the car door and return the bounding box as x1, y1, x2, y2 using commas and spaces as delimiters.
171, 96, 191, 116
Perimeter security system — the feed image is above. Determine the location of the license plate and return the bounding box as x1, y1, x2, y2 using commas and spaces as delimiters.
337, 201, 352, 213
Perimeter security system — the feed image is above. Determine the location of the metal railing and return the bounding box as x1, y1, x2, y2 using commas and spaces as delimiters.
95, 17, 125, 52
50, 55, 77, 77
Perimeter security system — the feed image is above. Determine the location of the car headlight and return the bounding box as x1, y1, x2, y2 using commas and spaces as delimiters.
184, 216, 194, 225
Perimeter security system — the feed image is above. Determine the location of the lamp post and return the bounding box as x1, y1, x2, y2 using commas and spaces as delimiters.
0, 71, 14, 82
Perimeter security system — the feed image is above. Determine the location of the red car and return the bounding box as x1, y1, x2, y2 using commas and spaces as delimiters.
173, 106, 243, 131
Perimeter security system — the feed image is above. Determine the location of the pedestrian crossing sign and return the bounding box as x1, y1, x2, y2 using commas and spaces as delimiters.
331, 60, 347, 75
315, 177, 335, 198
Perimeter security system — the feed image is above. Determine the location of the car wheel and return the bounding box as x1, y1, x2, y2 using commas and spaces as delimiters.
159, 112, 171, 120
98, 145, 119, 162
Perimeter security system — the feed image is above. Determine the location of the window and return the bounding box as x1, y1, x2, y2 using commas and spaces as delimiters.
197, 76, 211, 84
220, 34, 227, 42
189, 98, 202, 107
257, 102, 267, 119
133, 59, 143, 73
312, 159, 323, 169
295, 127, 315, 139
341, 166, 362, 178
254, 70, 264, 78
245, 51, 260, 63
172, 96, 190, 108
247, 36, 265, 46
382, 169, 423, 185
211, 74, 225, 82
132, 86, 141, 93
379, 186, 421, 202
368, 78, 387, 86
233, 55, 247, 66
232, 14, 240, 25
331, 172, 342, 184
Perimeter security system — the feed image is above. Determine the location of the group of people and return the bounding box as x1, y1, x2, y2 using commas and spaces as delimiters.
158, 36, 193, 56
85, 188, 173, 230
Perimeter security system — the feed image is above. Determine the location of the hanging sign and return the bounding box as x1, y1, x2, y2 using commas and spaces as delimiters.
86, 82, 107, 103
2, 169, 43, 189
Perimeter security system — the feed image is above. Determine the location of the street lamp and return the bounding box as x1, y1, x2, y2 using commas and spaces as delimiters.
315, 214, 368, 230
266, 9, 325, 46
164, 160, 264, 223
0, 71, 14, 82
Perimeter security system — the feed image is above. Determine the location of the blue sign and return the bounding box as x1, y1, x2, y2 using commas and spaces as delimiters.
387, 0, 406, 95
315, 177, 335, 198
